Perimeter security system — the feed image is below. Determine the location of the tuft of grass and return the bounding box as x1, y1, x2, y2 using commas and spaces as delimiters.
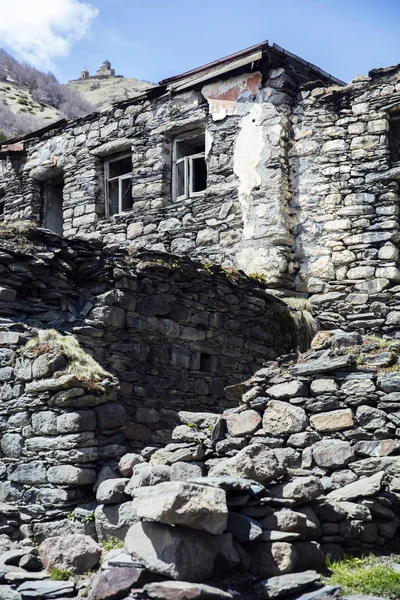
101, 537, 124, 552
249, 272, 267, 283
0, 220, 37, 252
323, 555, 400, 599
22, 329, 112, 392
49, 567, 72, 581
283, 296, 314, 314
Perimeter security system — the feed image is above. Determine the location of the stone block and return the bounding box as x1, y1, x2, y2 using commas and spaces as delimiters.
56, 411, 96, 433
47, 466, 96, 486
310, 409, 354, 433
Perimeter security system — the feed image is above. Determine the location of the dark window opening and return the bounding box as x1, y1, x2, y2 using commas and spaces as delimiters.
42, 177, 64, 236
389, 116, 400, 163
105, 153, 132, 216
0, 193, 4, 220
200, 352, 214, 373
174, 133, 206, 200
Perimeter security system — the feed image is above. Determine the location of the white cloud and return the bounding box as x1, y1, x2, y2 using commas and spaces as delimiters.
0, 0, 99, 70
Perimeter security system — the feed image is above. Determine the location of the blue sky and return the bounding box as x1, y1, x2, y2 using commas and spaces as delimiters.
1, 0, 400, 84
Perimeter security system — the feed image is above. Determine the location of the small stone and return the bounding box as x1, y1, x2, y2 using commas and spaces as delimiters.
96, 479, 130, 504
310, 379, 338, 395
17, 581, 75, 598
312, 439, 355, 469
144, 581, 233, 600
125, 465, 171, 493
95, 502, 138, 542
226, 410, 262, 437
310, 409, 354, 432
260, 570, 320, 599
266, 381, 308, 399
226, 512, 263, 542
269, 477, 323, 504
208, 443, 285, 484
245, 542, 297, 577
263, 401, 308, 435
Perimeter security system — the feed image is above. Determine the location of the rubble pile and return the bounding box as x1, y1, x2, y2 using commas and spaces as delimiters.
0, 329, 398, 598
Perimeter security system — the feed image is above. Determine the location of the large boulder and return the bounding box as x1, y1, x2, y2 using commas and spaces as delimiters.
125, 521, 218, 581
208, 443, 285, 484
263, 401, 308, 435
131, 481, 227, 535
39, 534, 101, 574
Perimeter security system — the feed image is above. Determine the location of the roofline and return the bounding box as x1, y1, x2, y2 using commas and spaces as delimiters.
159, 39, 270, 85
0, 40, 344, 148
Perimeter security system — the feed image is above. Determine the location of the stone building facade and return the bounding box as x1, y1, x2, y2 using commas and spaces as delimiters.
2, 41, 400, 331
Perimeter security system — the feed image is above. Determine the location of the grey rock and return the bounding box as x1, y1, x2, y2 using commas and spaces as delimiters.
47, 466, 96, 486
292, 354, 354, 376
88, 566, 152, 600
125, 465, 171, 493
266, 380, 308, 399
17, 580, 75, 598
118, 453, 144, 477
269, 477, 323, 504
125, 521, 218, 581
144, 581, 233, 599
31, 411, 57, 435
378, 372, 400, 392
32, 353, 68, 380
287, 432, 321, 448
170, 461, 204, 481
356, 405, 387, 430
208, 443, 285, 484
95, 502, 139, 542
131, 481, 228, 535
56, 410, 96, 433
9, 461, 47, 485
245, 542, 297, 577
94, 403, 127, 429
263, 401, 308, 435
327, 471, 384, 502
96, 479, 130, 504
312, 439, 355, 469
0, 587, 22, 600
1, 433, 23, 458
226, 512, 263, 542
260, 570, 320, 599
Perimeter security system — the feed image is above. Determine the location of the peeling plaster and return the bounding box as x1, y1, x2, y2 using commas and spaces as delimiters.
202, 72, 262, 121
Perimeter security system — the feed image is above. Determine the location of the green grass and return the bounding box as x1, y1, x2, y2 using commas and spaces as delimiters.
324, 555, 400, 599
101, 537, 124, 552
22, 329, 112, 392
49, 567, 72, 581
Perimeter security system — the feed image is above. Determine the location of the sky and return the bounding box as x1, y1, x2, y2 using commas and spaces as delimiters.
0, 0, 400, 85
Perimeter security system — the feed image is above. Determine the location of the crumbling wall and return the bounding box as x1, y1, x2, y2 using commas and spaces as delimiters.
0, 227, 301, 506
0, 67, 297, 286
290, 68, 400, 332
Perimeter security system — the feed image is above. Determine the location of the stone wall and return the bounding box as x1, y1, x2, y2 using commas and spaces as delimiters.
0, 225, 303, 510
100, 328, 400, 584
0, 54, 334, 289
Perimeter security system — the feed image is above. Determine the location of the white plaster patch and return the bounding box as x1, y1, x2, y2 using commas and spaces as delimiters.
233, 104, 265, 196
202, 72, 261, 121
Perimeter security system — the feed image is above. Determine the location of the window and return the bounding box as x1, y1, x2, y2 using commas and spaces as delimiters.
173, 133, 206, 201
42, 177, 63, 235
105, 154, 132, 216
389, 114, 400, 164
0, 192, 4, 220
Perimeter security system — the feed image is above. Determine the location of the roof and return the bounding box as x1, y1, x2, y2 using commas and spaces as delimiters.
0, 40, 344, 149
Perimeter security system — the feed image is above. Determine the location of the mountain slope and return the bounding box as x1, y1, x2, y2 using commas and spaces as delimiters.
0, 49, 94, 141
67, 74, 153, 111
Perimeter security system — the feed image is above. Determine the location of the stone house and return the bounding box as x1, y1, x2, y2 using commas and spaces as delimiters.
2, 39, 400, 331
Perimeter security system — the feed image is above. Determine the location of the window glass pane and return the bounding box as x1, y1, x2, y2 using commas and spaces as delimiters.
192, 156, 207, 193
177, 160, 185, 198
108, 180, 119, 216
121, 178, 132, 212
109, 156, 131, 179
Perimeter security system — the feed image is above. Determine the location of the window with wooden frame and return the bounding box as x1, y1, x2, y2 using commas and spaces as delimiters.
389, 113, 400, 164
105, 153, 132, 216
173, 132, 206, 201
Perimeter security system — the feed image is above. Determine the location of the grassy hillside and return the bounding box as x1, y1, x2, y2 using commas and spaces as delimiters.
0, 49, 93, 141
67, 74, 153, 111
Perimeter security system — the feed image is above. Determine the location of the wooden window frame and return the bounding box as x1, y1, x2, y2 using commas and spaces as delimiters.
172, 132, 206, 201
104, 153, 132, 217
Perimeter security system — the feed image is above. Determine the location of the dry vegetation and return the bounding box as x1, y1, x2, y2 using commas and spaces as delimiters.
0, 48, 93, 139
